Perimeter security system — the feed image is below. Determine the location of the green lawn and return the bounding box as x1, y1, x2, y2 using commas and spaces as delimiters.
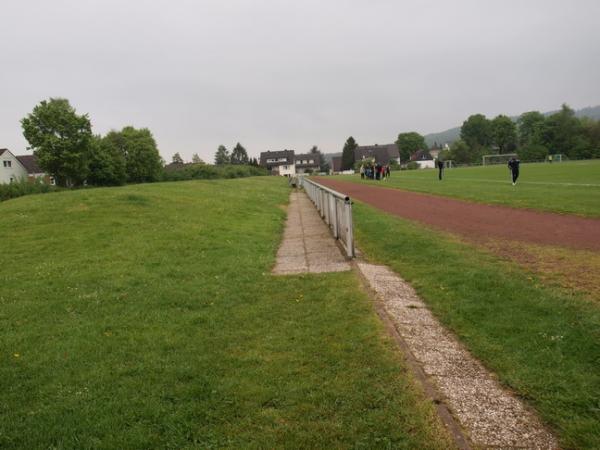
352, 202, 600, 449
0, 178, 451, 449
339, 160, 600, 217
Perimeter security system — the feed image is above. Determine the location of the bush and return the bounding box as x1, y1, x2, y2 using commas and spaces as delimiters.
406, 161, 419, 170
0, 179, 56, 202
161, 164, 267, 182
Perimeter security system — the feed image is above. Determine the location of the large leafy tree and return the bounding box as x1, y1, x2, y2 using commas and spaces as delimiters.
21, 98, 92, 187
517, 111, 546, 146
230, 142, 249, 165
341, 136, 357, 170
191, 153, 204, 164
544, 104, 586, 157
87, 135, 127, 186
395, 132, 426, 162
103, 127, 162, 183
214, 145, 229, 165
461, 114, 492, 149
449, 139, 476, 164
491, 115, 517, 153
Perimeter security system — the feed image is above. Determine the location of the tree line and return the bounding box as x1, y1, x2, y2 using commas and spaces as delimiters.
342, 103, 600, 168
447, 104, 600, 164
21, 98, 163, 187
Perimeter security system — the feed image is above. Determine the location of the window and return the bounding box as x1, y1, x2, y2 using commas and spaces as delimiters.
3, 160, 11, 168
309, 159, 314, 164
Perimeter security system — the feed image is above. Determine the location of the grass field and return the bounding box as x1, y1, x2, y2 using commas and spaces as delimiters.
339, 160, 600, 217
352, 202, 600, 449
0, 178, 452, 449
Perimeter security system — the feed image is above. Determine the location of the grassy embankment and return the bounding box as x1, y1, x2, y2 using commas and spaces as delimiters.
340, 160, 600, 217
353, 202, 600, 449
0, 178, 452, 449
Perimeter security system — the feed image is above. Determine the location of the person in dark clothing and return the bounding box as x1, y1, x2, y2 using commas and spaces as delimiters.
508, 156, 521, 185
437, 159, 444, 180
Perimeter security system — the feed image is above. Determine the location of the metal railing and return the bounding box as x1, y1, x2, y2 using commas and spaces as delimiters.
298, 176, 354, 258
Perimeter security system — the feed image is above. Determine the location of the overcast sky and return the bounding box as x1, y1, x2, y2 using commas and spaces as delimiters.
1, 0, 599, 161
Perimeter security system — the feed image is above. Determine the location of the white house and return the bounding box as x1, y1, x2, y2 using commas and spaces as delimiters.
1, 148, 28, 184
0, 148, 52, 184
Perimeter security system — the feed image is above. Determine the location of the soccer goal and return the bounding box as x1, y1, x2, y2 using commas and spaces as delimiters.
548, 154, 563, 163
444, 160, 454, 169
482, 153, 517, 166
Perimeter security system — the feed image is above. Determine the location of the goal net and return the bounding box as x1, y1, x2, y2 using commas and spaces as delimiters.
548, 154, 563, 163
482, 153, 517, 166
444, 160, 454, 169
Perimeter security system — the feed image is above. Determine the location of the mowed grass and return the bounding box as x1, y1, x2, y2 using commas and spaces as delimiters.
339, 159, 600, 217
352, 202, 600, 449
0, 178, 452, 449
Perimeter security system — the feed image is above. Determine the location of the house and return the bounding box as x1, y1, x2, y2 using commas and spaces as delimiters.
1, 149, 53, 184
331, 156, 343, 174
410, 149, 435, 169
260, 150, 296, 176
354, 143, 401, 165
294, 153, 320, 174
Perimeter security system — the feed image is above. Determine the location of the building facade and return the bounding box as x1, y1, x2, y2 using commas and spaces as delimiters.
0, 149, 53, 184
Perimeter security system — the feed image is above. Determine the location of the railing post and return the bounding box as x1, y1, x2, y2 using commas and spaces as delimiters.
344, 196, 354, 257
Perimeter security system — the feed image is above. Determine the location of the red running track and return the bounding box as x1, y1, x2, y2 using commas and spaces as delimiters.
314, 177, 600, 252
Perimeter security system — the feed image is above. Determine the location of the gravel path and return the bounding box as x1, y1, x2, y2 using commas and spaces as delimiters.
357, 262, 559, 449
314, 177, 600, 252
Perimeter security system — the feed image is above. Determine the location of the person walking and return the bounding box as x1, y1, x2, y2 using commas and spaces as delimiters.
360, 164, 365, 179
385, 164, 390, 180
508, 156, 521, 185
437, 158, 444, 181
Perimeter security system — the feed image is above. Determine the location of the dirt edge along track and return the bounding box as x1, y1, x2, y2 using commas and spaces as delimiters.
314, 177, 600, 252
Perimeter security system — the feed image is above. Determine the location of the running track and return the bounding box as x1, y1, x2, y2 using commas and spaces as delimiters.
313, 177, 600, 252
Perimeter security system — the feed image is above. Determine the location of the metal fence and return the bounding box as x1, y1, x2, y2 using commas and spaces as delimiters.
298, 176, 354, 258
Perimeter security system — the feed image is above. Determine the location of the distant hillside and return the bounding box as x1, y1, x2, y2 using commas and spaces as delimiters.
424, 105, 600, 147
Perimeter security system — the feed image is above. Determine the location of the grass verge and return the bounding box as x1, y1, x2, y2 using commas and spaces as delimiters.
353, 201, 600, 449
0, 178, 451, 449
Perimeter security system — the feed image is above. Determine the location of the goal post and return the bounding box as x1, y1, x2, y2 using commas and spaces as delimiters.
482, 153, 518, 166
444, 160, 454, 169
548, 154, 563, 163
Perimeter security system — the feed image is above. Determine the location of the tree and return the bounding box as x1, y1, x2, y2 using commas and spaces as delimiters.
230, 142, 249, 165
214, 145, 229, 165
517, 111, 546, 147
395, 132, 426, 162
309, 145, 329, 172
461, 114, 492, 149
341, 137, 357, 170
491, 115, 517, 153
21, 98, 92, 187
449, 139, 479, 164
103, 127, 162, 183
192, 153, 204, 164
172, 152, 184, 164
544, 104, 585, 157
87, 135, 127, 186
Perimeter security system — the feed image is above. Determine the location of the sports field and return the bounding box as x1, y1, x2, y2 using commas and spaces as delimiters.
339, 160, 600, 217
0, 178, 451, 449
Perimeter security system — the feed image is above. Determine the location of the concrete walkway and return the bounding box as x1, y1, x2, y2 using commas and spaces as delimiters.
357, 262, 558, 449
273, 191, 350, 275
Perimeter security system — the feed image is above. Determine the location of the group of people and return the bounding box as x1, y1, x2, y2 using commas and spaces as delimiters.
359, 162, 390, 180
359, 156, 521, 185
